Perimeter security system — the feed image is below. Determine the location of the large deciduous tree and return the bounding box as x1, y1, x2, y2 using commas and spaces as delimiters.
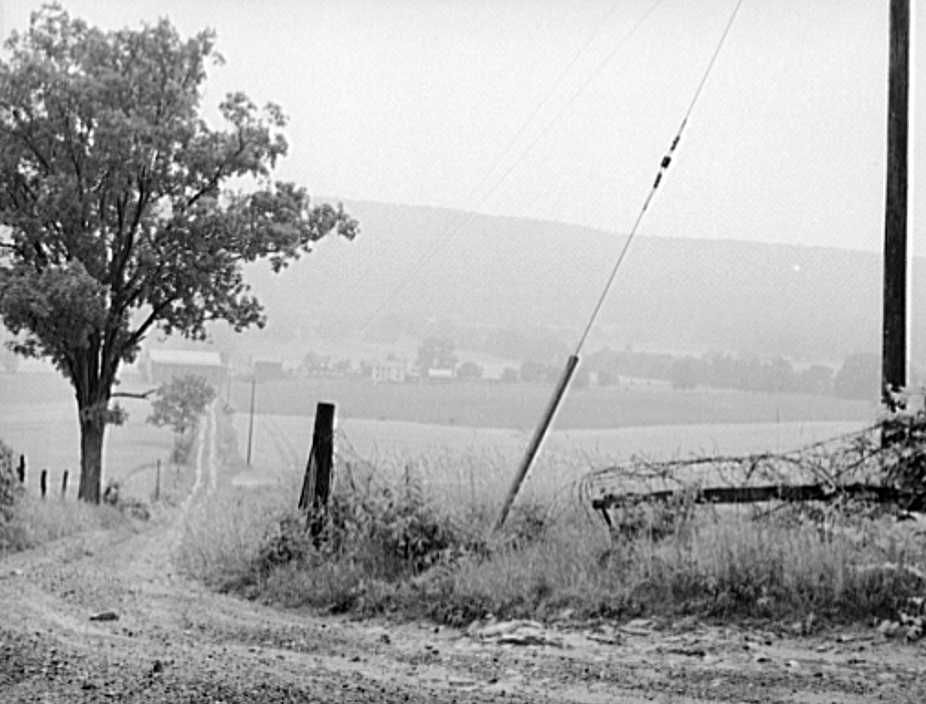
0, 6, 357, 502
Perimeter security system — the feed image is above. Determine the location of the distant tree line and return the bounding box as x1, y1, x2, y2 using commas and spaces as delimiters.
585, 348, 885, 401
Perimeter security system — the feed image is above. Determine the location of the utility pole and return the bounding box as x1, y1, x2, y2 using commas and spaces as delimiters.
882, 0, 910, 409
246, 373, 256, 466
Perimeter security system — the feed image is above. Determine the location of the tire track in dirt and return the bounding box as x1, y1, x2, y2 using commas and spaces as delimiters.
179, 416, 206, 514
206, 401, 218, 495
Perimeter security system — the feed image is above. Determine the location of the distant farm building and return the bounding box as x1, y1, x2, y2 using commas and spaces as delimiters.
370, 359, 407, 384
425, 367, 455, 382
144, 350, 227, 388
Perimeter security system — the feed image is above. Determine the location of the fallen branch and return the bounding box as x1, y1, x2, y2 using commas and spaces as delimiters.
111, 389, 156, 400
592, 482, 926, 519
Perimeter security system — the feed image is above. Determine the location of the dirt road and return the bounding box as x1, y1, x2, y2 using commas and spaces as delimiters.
2, 405, 925, 703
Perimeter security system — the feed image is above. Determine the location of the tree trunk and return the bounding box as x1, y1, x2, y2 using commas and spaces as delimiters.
77, 414, 106, 504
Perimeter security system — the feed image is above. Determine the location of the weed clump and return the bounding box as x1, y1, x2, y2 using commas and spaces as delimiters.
0, 440, 22, 524
180, 424, 926, 630
249, 471, 485, 611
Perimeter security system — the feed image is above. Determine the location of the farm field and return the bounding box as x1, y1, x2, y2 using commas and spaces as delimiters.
233, 411, 869, 504
228, 375, 875, 430
0, 371, 174, 499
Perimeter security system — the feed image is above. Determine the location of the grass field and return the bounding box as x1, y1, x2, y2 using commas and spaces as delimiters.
224, 373, 873, 503
233, 411, 869, 506
0, 371, 175, 499
185, 407, 917, 629
228, 376, 874, 431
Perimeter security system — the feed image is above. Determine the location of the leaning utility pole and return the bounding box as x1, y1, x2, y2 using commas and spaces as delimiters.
881, 0, 910, 409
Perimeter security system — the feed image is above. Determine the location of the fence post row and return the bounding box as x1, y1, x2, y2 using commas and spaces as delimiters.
298, 402, 336, 537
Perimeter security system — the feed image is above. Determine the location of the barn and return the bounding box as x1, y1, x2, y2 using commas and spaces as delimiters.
144, 349, 227, 388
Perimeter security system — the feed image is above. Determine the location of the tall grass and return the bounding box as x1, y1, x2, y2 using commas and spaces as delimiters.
0, 492, 127, 555
175, 483, 294, 594
175, 449, 926, 626
0, 437, 139, 555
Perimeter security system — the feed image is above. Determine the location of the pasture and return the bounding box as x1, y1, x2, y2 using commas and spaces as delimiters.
226, 374, 873, 504
0, 371, 174, 499
228, 375, 874, 430
233, 411, 869, 507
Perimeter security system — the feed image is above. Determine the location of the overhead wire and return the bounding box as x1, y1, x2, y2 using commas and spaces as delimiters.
492, 0, 748, 532
468, 0, 627, 202
573, 0, 747, 355
358, 0, 667, 336
349, 3, 623, 311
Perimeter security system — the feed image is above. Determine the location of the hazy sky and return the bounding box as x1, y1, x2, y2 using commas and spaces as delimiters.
1, 0, 923, 252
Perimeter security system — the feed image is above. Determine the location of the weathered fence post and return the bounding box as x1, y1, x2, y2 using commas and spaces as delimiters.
298, 402, 336, 537
17, 455, 25, 484
154, 459, 161, 502
61, 470, 68, 498
40, 469, 47, 498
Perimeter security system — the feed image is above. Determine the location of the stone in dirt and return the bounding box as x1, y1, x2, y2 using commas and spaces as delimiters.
619, 618, 655, 636
89, 610, 120, 622
475, 620, 563, 647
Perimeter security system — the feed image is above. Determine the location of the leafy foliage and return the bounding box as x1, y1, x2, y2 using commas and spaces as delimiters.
258, 469, 476, 585
147, 373, 216, 442
0, 6, 356, 500
879, 397, 926, 494
455, 360, 483, 380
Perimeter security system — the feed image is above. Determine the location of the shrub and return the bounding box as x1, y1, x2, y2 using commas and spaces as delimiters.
0, 440, 21, 524
255, 469, 480, 588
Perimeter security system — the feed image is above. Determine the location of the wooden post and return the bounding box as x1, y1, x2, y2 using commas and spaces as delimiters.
246, 374, 257, 466
154, 459, 161, 502
882, 0, 910, 409
40, 469, 47, 498
61, 470, 68, 498
494, 354, 580, 532
298, 402, 336, 537
16, 454, 25, 484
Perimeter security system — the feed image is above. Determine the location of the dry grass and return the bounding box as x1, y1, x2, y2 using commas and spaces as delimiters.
175, 482, 292, 593
416, 508, 926, 625
0, 492, 127, 555
175, 448, 926, 627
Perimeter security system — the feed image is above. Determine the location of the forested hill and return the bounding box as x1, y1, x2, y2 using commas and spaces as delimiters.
242, 199, 923, 363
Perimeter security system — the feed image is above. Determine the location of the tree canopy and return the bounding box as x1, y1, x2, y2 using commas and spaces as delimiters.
0, 6, 357, 501
147, 374, 216, 438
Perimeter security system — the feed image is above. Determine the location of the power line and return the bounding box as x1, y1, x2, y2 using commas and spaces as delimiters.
494, 0, 748, 532
573, 0, 746, 355
358, 0, 666, 335
471, 0, 627, 202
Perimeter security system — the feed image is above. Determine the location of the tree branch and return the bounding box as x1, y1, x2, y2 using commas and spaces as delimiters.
112, 388, 156, 400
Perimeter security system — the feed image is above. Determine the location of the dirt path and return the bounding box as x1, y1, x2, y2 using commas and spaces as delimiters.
2, 411, 926, 703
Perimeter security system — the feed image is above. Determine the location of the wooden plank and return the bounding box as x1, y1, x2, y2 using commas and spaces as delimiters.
592, 482, 926, 512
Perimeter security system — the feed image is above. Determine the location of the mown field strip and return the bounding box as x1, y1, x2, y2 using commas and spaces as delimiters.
230, 414, 869, 501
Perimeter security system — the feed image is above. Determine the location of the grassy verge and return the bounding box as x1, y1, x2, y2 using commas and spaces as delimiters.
0, 491, 128, 555
175, 451, 926, 628
0, 438, 156, 556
